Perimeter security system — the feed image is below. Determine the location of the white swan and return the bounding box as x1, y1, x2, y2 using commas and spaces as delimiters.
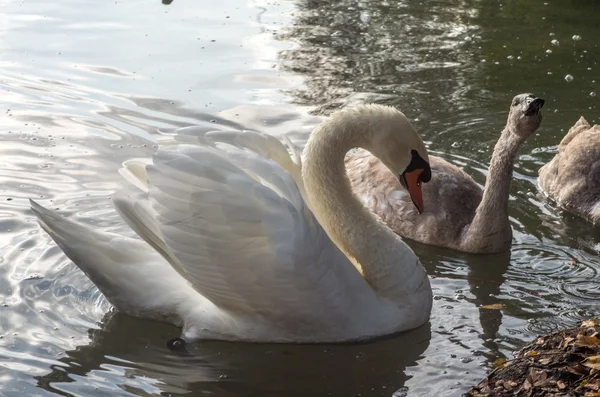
31, 104, 433, 343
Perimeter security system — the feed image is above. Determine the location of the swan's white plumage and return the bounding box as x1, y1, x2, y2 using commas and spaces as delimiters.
31, 105, 433, 342
144, 141, 369, 321
118, 158, 151, 192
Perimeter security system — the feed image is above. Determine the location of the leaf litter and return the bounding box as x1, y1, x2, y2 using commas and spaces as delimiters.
465, 318, 600, 397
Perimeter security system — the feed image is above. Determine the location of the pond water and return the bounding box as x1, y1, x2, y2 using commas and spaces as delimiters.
1, 0, 599, 396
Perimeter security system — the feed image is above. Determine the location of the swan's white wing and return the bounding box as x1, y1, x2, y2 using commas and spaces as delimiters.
120, 131, 370, 323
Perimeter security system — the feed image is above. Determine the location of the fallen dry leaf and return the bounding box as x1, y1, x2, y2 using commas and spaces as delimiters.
492, 357, 507, 368
577, 334, 600, 347
583, 378, 600, 391
562, 336, 575, 349
480, 303, 505, 310
583, 355, 600, 370
557, 380, 566, 389
538, 357, 552, 365
527, 351, 537, 357
530, 368, 548, 387
568, 364, 588, 376
582, 320, 598, 328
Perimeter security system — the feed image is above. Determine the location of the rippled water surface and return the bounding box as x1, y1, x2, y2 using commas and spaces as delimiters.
1, 0, 599, 396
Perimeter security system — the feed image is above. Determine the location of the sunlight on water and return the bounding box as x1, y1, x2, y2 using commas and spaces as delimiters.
0, 0, 599, 396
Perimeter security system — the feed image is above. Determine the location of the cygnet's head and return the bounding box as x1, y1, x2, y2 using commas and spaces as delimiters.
507, 93, 544, 139
361, 105, 432, 213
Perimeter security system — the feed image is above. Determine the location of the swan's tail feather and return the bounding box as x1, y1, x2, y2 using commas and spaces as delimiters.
30, 199, 107, 263
30, 199, 195, 323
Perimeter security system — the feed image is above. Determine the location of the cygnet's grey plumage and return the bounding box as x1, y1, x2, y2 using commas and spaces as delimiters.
538, 116, 600, 225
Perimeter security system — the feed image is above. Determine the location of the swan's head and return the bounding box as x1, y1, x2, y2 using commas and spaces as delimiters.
363, 106, 432, 214
507, 93, 544, 139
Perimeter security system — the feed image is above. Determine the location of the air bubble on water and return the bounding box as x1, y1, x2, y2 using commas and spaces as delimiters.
546, 49, 552, 54
549, 32, 555, 36
547, 71, 553, 75
564, 74, 574, 82
507, 55, 514, 60
591, 92, 597, 97
551, 39, 559, 46
573, 35, 582, 41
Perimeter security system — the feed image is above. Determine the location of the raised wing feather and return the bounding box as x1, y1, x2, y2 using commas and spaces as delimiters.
128, 131, 370, 323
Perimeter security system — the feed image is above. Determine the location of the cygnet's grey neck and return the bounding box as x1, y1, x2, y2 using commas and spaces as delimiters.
463, 126, 523, 252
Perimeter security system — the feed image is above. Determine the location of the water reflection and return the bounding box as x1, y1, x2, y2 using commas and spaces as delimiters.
278, 0, 479, 124
36, 312, 431, 397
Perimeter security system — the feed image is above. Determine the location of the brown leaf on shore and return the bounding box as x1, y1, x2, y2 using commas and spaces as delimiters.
562, 336, 576, 349
583, 356, 600, 370
582, 378, 600, 390
577, 334, 600, 347
567, 364, 588, 376
492, 357, 507, 368
538, 357, 552, 365
529, 368, 548, 387
583, 320, 598, 328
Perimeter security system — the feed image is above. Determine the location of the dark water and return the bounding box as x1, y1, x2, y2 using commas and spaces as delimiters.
1, 0, 599, 396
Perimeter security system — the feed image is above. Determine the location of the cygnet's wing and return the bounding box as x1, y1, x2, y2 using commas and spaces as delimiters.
114, 130, 370, 322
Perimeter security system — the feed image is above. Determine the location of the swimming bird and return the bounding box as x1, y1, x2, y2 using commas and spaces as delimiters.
538, 116, 600, 225
31, 104, 433, 343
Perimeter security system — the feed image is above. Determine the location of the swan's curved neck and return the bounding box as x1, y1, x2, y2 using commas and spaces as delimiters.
301, 117, 421, 300
464, 127, 522, 251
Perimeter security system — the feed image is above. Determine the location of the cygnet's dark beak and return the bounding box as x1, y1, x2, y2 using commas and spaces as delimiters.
524, 96, 545, 116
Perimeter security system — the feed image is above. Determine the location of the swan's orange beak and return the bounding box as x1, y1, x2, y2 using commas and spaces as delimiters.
402, 169, 424, 214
